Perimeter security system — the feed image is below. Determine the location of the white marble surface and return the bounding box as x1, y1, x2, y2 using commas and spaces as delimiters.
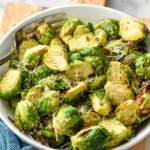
0, 0, 150, 149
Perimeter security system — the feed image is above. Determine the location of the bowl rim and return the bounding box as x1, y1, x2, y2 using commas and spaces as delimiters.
0, 4, 150, 150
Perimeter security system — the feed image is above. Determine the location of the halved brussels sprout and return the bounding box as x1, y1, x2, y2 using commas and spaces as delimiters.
136, 53, 150, 80
94, 28, 108, 46
31, 64, 52, 85
39, 75, 70, 91
99, 119, 130, 148
74, 24, 91, 37
36, 22, 56, 45
22, 45, 48, 68
15, 100, 39, 131
104, 81, 134, 107
90, 91, 112, 116
36, 90, 60, 116
37, 125, 66, 148
53, 105, 83, 136
66, 61, 94, 79
71, 126, 108, 150
95, 19, 119, 39
26, 85, 44, 105
88, 75, 106, 90
43, 44, 68, 72
62, 81, 86, 103
119, 16, 149, 42
60, 18, 82, 37
61, 35, 73, 45
69, 33, 100, 51
136, 82, 150, 122
19, 39, 39, 60
0, 69, 21, 99
115, 100, 139, 126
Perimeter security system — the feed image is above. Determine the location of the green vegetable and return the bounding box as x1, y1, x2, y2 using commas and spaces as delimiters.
53, 105, 83, 136
15, 100, 39, 131
71, 126, 108, 150
0, 69, 21, 99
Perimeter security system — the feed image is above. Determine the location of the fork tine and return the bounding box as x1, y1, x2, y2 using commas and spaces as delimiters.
51, 19, 67, 29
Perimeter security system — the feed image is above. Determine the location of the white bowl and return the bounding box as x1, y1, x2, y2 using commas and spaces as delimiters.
0, 4, 150, 150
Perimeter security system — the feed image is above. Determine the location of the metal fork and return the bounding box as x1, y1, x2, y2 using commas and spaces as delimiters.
0, 12, 67, 65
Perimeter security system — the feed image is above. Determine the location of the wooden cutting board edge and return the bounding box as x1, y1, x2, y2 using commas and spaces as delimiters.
0, 2, 149, 150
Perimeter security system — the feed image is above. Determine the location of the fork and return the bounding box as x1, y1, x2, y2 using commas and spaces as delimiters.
0, 12, 67, 65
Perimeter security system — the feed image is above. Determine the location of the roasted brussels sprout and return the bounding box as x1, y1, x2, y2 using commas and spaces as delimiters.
95, 19, 119, 39
94, 28, 108, 46
31, 64, 52, 85
88, 75, 106, 90
53, 105, 83, 136
71, 126, 108, 150
66, 61, 94, 79
136, 82, 150, 122
69, 33, 100, 51
22, 45, 48, 68
43, 42, 68, 72
99, 119, 131, 148
37, 125, 66, 148
39, 75, 70, 91
90, 91, 112, 116
15, 100, 39, 131
115, 100, 139, 126
0, 69, 21, 99
62, 35, 73, 45
36, 22, 56, 45
119, 16, 149, 42
104, 81, 134, 107
26, 85, 43, 105
136, 53, 150, 80
62, 81, 86, 104
60, 18, 82, 37
19, 39, 39, 60
36, 90, 60, 116
74, 24, 91, 37
68, 52, 82, 62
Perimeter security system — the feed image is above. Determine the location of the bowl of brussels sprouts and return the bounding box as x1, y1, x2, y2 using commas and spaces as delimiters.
0, 4, 150, 150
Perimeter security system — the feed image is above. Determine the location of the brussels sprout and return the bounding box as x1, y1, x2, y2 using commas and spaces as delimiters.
106, 61, 139, 93
36, 90, 60, 116
53, 105, 83, 136
43, 43, 68, 72
60, 18, 82, 37
0, 69, 21, 99
99, 119, 130, 148
39, 75, 70, 91
115, 100, 139, 126
15, 100, 39, 131
19, 39, 39, 60
104, 81, 134, 107
136, 53, 150, 80
74, 24, 91, 37
69, 33, 100, 52
17, 63, 31, 89
95, 28, 108, 46
95, 19, 119, 39
22, 45, 48, 68
119, 16, 149, 42
68, 52, 82, 62
37, 125, 66, 148
61, 35, 73, 45
88, 75, 106, 90
31, 64, 52, 85
36, 22, 56, 45
136, 82, 150, 121
26, 85, 44, 105
71, 126, 108, 150
90, 91, 112, 116
62, 81, 87, 104
66, 61, 94, 79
